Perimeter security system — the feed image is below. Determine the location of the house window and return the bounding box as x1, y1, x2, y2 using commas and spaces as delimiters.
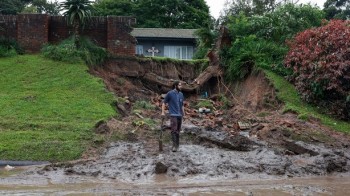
164, 46, 193, 59
136, 45, 143, 55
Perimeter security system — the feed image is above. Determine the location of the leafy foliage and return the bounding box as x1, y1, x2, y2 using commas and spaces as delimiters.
221, 3, 324, 81
284, 20, 350, 120
221, 35, 288, 81
41, 36, 108, 66
22, 0, 60, 15
0, 36, 24, 57
93, 0, 211, 29
323, 0, 350, 20
193, 26, 218, 59
0, 0, 26, 15
60, 0, 94, 47
93, 0, 136, 16
219, 0, 285, 24
255, 3, 324, 43
227, 4, 325, 43
222, 0, 283, 17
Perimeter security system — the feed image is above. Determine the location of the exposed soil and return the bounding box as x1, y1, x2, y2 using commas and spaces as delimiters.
55, 63, 349, 182
1, 59, 350, 194
1, 28, 350, 193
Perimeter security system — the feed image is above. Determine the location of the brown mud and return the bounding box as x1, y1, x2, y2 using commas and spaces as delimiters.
1, 62, 350, 194
1, 26, 350, 193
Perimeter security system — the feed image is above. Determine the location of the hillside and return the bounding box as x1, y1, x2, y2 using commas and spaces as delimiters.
1, 54, 350, 195
0, 55, 116, 161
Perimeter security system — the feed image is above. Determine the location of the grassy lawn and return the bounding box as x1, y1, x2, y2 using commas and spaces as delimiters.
265, 70, 350, 134
0, 55, 117, 162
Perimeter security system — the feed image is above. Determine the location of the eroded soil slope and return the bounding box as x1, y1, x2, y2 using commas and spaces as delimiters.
47, 64, 349, 182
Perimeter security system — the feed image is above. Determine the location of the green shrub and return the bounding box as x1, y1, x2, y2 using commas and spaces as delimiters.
0, 46, 17, 57
218, 94, 231, 109
193, 46, 210, 59
221, 35, 289, 81
79, 37, 109, 66
41, 36, 108, 66
0, 36, 24, 56
41, 38, 83, 63
196, 99, 213, 109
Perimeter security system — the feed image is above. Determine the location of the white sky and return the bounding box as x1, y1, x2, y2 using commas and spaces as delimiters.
205, 0, 327, 19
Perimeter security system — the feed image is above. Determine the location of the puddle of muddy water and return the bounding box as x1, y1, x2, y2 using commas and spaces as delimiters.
1, 141, 350, 195
1, 168, 350, 195
0, 166, 28, 178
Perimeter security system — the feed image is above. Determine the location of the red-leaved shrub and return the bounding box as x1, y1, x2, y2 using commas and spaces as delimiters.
284, 20, 350, 120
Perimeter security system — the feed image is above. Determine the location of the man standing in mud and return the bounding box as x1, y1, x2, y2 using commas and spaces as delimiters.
161, 81, 185, 152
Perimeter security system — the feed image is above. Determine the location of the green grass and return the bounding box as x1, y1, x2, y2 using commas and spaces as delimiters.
264, 70, 350, 134
0, 55, 117, 162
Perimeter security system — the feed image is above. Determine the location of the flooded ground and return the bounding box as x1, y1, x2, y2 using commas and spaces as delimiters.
1, 164, 350, 195
1, 139, 350, 195
1, 121, 350, 195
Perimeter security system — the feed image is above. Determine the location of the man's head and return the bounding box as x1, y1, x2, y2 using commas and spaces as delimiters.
173, 81, 182, 91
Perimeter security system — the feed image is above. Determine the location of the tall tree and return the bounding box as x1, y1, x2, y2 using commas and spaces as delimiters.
0, 0, 31, 15
323, 0, 350, 20
60, 0, 94, 48
222, 0, 284, 17
93, 0, 211, 29
22, 0, 60, 15
93, 0, 136, 16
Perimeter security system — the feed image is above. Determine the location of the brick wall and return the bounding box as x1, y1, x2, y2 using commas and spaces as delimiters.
48, 16, 71, 44
0, 14, 135, 56
0, 15, 17, 40
17, 14, 49, 53
49, 16, 109, 48
107, 16, 136, 56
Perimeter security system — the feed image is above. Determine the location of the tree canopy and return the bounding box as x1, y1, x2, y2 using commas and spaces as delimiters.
220, 0, 285, 22
0, 0, 27, 15
0, 0, 59, 15
323, 0, 350, 20
93, 0, 212, 29
23, 0, 60, 15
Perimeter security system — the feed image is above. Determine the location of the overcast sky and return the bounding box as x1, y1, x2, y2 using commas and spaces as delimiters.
205, 0, 327, 19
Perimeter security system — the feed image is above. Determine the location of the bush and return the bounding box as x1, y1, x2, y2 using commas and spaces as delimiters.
0, 46, 17, 57
193, 46, 210, 59
41, 36, 108, 66
41, 39, 82, 63
221, 35, 289, 81
0, 36, 24, 57
79, 37, 109, 66
284, 20, 350, 120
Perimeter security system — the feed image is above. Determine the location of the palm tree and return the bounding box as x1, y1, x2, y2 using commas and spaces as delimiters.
60, 0, 94, 48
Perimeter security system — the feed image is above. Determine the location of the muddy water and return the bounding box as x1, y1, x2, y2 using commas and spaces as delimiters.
1, 138, 350, 195
1, 166, 350, 195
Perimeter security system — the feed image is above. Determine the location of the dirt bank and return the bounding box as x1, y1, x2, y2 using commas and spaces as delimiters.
1, 62, 350, 194
33, 68, 350, 184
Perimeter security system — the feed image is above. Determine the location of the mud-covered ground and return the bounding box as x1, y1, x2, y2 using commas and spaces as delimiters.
1, 68, 350, 195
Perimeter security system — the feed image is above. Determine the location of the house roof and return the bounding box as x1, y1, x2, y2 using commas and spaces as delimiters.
131, 28, 198, 39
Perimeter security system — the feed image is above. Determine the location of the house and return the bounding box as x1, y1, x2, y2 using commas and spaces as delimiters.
131, 28, 198, 60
